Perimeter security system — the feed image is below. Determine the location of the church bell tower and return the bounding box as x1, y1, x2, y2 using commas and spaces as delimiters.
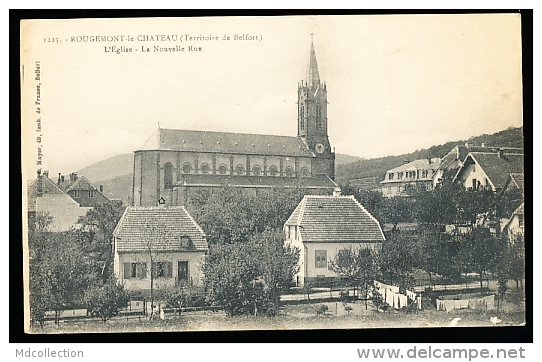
297, 36, 334, 179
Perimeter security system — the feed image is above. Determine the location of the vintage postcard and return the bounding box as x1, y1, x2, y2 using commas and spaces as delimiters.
21, 14, 525, 335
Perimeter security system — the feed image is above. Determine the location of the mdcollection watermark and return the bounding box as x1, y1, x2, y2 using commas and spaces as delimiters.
16, 348, 84, 358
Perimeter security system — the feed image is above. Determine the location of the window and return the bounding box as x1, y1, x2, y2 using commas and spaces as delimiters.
178, 261, 189, 282
398, 172, 403, 180
300, 167, 309, 177
153, 262, 172, 278
73, 190, 80, 198
285, 166, 294, 177
300, 104, 305, 130
124, 262, 147, 279
182, 163, 192, 174
315, 250, 327, 268
180, 235, 190, 248
252, 165, 261, 176
236, 164, 244, 175
269, 165, 278, 176
472, 178, 477, 189
218, 164, 227, 175
164, 162, 174, 189
485, 178, 490, 188
89, 190, 94, 198
200, 163, 210, 174
315, 104, 322, 128
389, 173, 394, 180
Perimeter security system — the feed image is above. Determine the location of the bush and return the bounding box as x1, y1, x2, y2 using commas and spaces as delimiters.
84, 277, 129, 323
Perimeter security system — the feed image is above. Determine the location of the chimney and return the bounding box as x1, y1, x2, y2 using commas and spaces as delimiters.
36, 169, 43, 197
481, 143, 486, 148
43, 170, 49, 178
69, 173, 73, 182
58, 173, 61, 186
333, 187, 342, 196
73, 172, 78, 181
99, 185, 104, 193
498, 149, 504, 158
427, 157, 431, 164
465, 142, 472, 149
61, 175, 65, 183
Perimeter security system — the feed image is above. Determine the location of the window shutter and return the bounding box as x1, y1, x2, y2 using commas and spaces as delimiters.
140, 263, 147, 279
124, 263, 131, 279
167, 262, 172, 278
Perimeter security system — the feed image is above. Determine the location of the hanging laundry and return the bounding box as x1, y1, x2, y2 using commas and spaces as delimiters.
399, 294, 408, 309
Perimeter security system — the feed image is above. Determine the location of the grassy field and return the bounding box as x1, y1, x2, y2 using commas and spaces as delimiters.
31, 289, 525, 334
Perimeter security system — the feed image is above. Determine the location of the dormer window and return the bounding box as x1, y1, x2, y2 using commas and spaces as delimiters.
180, 236, 190, 248
389, 173, 394, 180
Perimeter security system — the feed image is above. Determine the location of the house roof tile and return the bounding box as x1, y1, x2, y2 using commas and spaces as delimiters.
285, 195, 385, 243
137, 128, 315, 157
469, 152, 524, 190
113, 206, 208, 253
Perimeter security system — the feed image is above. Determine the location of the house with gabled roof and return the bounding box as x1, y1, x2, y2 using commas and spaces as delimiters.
452, 150, 524, 192
26, 170, 91, 232
380, 158, 441, 197
502, 202, 525, 241
113, 206, 208, 292
57, 172, 111, 207
284, 195, 385, 286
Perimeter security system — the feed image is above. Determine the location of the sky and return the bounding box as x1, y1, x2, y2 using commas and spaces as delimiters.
20, 14, 523, 176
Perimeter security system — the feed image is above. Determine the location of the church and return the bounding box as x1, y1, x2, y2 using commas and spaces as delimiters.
132, 40, 337, 207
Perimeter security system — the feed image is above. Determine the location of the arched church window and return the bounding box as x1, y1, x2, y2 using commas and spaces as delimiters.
285, 166, 294, 177
316, 105, 322, 128
269, 165, 278, 177
300, 104, 305, 130
218, 164, 227, 175
200, 163, 210, 174
164, 162, 174, 189
182, 163, 192, 174
252, 165, 261, 176
300, 167, 309, 177
236, 164, 245, 175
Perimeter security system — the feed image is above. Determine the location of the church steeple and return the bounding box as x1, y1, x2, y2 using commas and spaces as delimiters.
306, 37, 320, 88
298, 36, 328, 145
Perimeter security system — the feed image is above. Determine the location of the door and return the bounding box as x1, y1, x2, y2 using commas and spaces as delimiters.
178, 261, 189, 283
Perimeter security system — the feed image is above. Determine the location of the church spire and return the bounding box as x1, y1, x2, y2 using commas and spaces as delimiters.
306, 35, 320, 88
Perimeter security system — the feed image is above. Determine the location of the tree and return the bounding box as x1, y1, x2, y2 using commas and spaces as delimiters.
77, 202, 125, 280
203, 229, 299, 316
188, 186, 307, 246
381, 196, 414, 232
507, 234, 525, 290
28, 213, 98, 326
84, 277, 130, 323
458, 228, 504, 293
328, 246, 378, 310
378, 235, 415, 290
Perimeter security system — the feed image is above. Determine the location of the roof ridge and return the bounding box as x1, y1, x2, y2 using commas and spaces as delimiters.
181, 206, 207, 237
160, 127, 303, 140
350, 196, 386, 241
297, 197, 307, 225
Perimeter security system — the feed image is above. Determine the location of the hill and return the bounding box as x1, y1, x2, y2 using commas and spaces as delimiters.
76, 126, 523, 202
335, 126, 524, 185
335, 153, 362, 165
77, 153, 133, 183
